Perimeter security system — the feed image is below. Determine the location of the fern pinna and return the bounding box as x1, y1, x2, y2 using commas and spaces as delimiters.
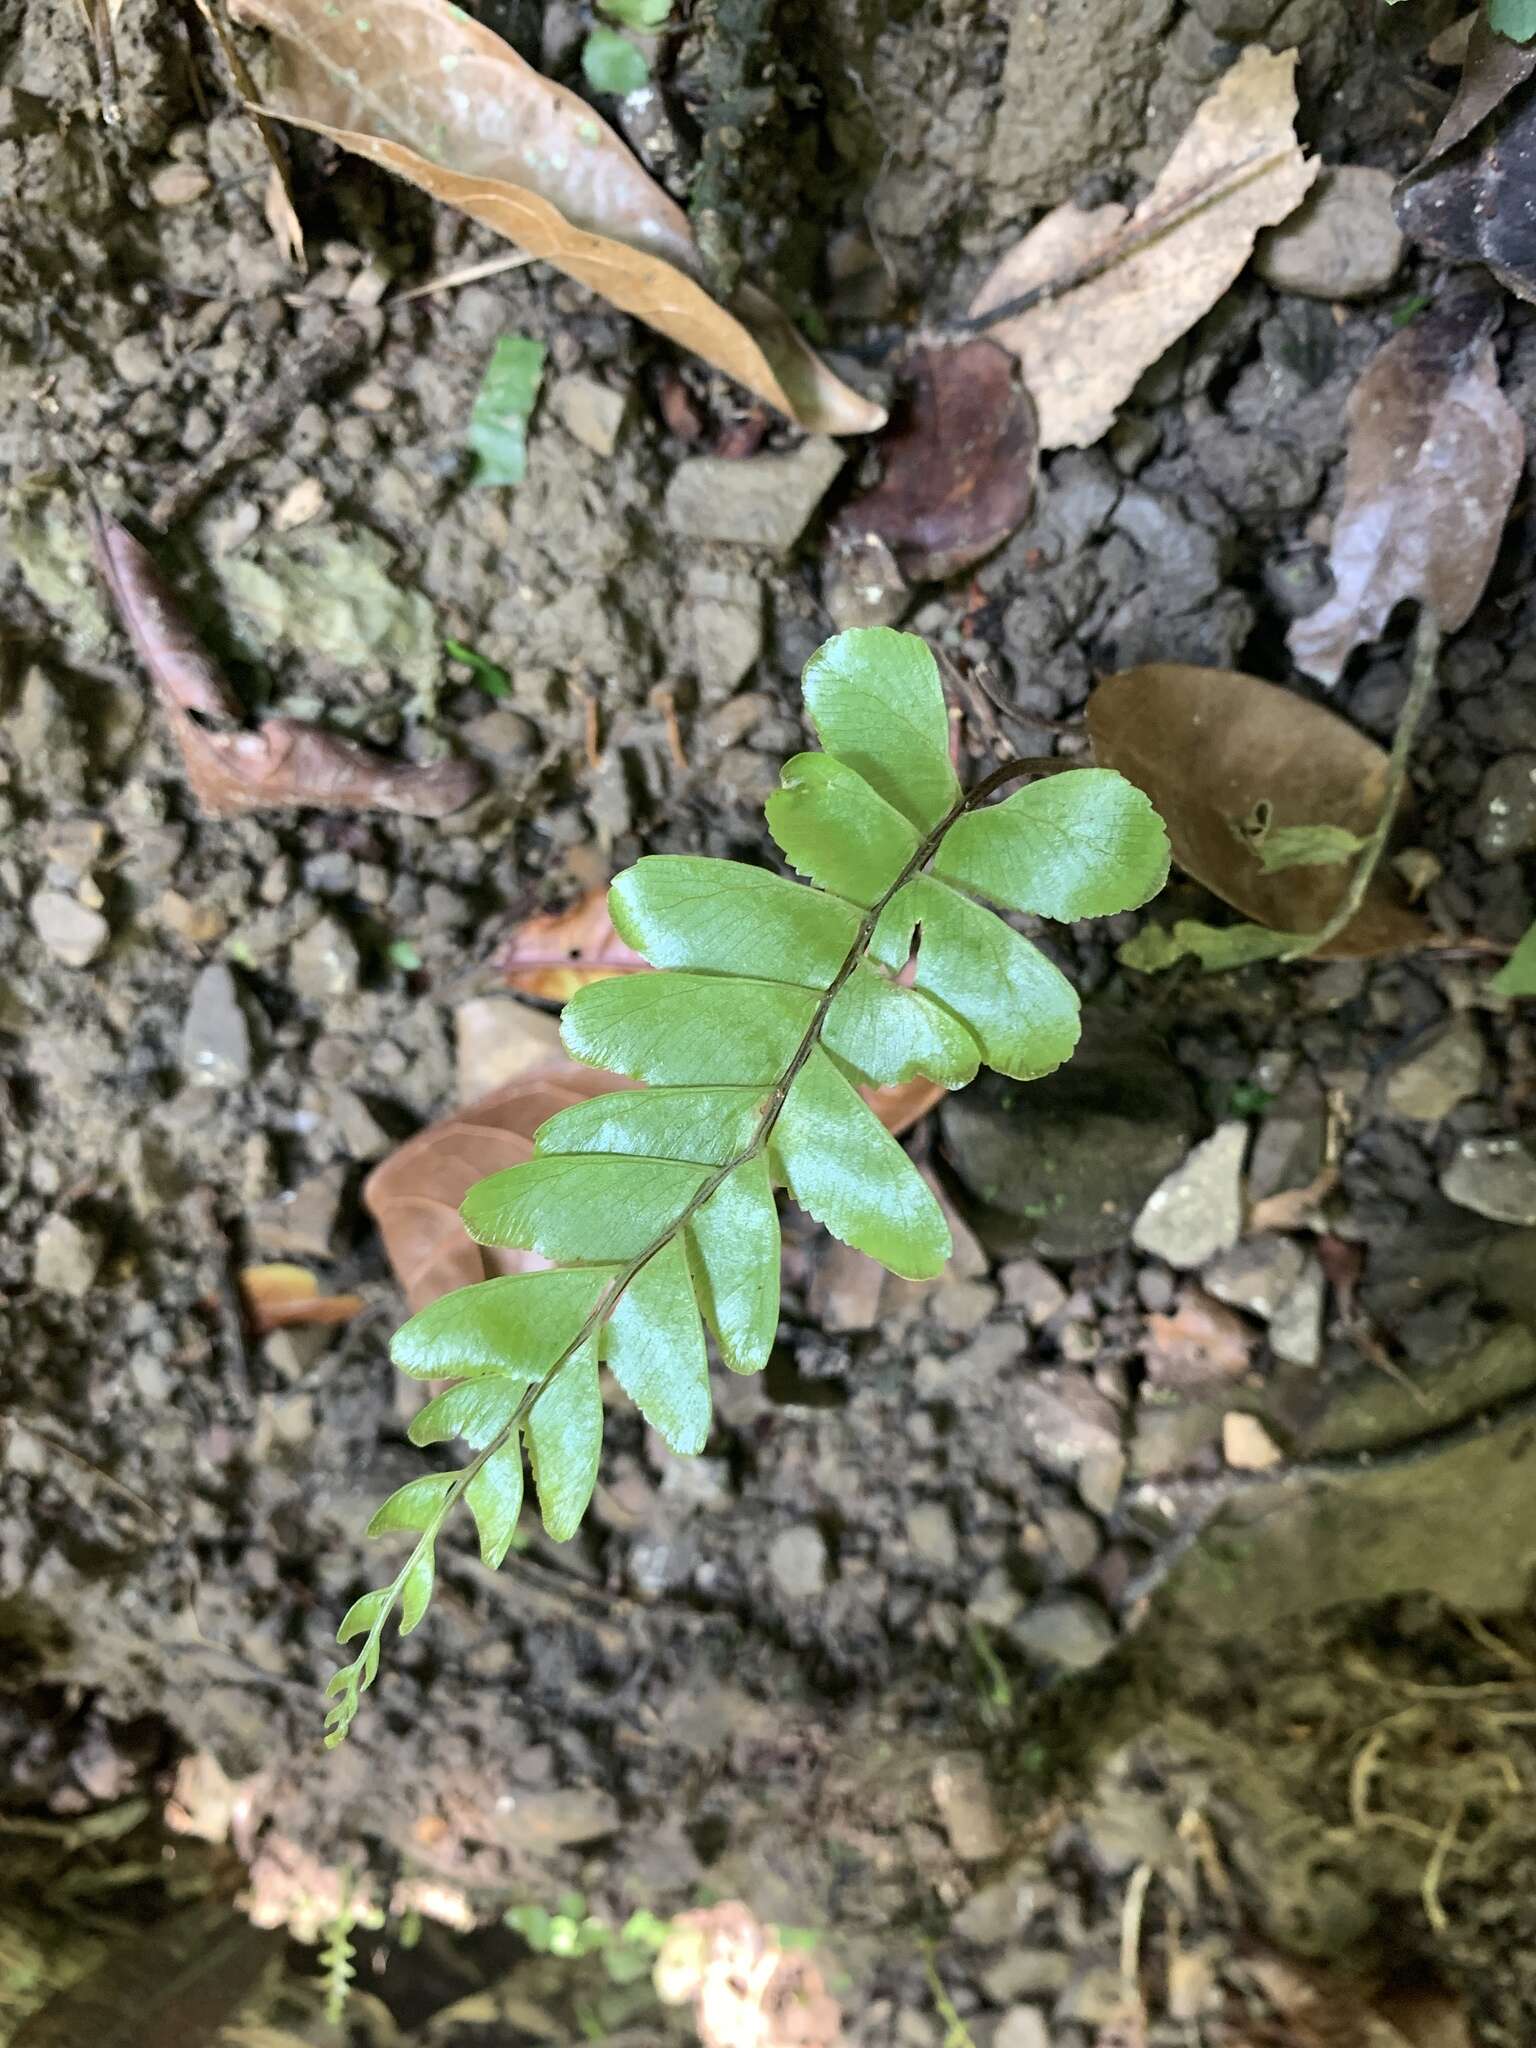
326, 629, 1169, 1742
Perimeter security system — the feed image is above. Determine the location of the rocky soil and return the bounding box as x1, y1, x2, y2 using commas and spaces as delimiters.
5, 0, 1536, 2042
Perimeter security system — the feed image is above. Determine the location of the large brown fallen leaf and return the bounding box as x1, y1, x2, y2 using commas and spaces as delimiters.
1394, 15, 1536, 298
969, 47, 1317, 450
367, 1065, 945, 1311
495, 884, 649, 1000
86, 504, 484, 818
1286, 278, 1524, 685
830, 340, 1038, 582
232, 0, 883, 437
1087, 664, 1427, 957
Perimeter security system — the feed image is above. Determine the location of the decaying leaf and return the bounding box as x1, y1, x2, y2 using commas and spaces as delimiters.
1394, 15, 1536, 295
497, 885, 649, 999
1087, 664, 1427, 956
233, 0, 883, 435
85, 506, 484, 819
970, 47, 1316, 449
830, 340, 1038, 582
1287, 280, 1524, 685
239, 1263, 364, 1335
1142, 1286, 1254, 1388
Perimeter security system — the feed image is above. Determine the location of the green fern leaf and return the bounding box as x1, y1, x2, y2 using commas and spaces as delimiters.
330, 625, 1173, 1737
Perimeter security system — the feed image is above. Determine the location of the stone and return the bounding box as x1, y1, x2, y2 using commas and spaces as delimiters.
13, 669, 89, 797
121, 1129, 184, 1216
940, 1018, 1200, 1259
767, 1523, 828, 1600
33, 1214, 104, 1297
1383, 1015, 1488, 1122
823, 530, 910, 632
979, 1952, 1072, 2004
149, 161, 212, 205
1442, 1137, 1536, 1226
1010, 1592, 1115, 1670
181, 964, 254, 1088
999, 1258, 1067, 1325
931, 1751, 1005, 1861
907, 1502, 960, 1569
1014, 1371, 1123, 1474
1201, 1234, 1305, 1321
1254, 166, 1403, 301
932, 1279, 1000, 1334
1269, 1254, 1325, 1366
551, 372, 630, 456
29, 891, 108, 967
1132, 1123, 1248, 1269
684, 565, 764, 691
454, 995, 564, 1101
1038, 1504, 1101, 1576
1222, 1412, 1284, 1470
809, 1240, 885, 1332
289, 916, 360, 1003
332, 1089, 393, 1161
250, 1164, 348, 1258
111, 333, 163, 386
665, 438, 847, 551
1474, 754, 1536, 862
951, 1870, 1044, 1946
995, 2010, 1050, 2048
967, 1565, 1024, 1630
1130, 1402, 1222, 1478
1076, 1448, 1126, 1517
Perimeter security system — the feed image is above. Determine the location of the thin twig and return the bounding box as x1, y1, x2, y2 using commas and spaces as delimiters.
393, 251, 538, 304
1283, 609, 1442, 960
1420, 1797, 1464, 1936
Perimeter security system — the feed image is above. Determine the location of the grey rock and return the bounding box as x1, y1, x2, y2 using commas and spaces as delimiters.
1202, 1232, 1305, 1321
1010, 1592, 1115, 1670
1382, 1015, 1488, 1122
931, 1278, 1000, 1334
1474, 754, 1536, 862
1188, 0, 1282, 32
684, 567, 764, 692
121, 1129, 184, 1216
951, 1869, 1045, 1946
1255, 167, 1403, 301
979, 1952, 1073, 2004
994, 2010, 1050, 2048
767, 1523, 829, 1600
1076, 1448, 1126, 1517
250, 1163, 348, 1258
823, 530, 910, 631
1442, 1137, 1536, 1225
940, 1017, 1199, 1259
1015, 1370, 1123, 1475
999, 1257, 1068, 1325
13, 670, 89, 799
33, 1213, 104, 1297
907, 1502, 960, 1568
1270, 1255, 1326, 1366
289, 915, 361, 1002
181, 963, 254, 1088
29, 891, 108, 967
666, 438, 846, 550
1130, 1401, 1222, 1478
550, 372, 629, 455
931, 1751, 1006, 1861
111, 333, 163, 386
1038, 1504, 1100, 1577
1112, 488, 1224, 612
1132, 1123, 1247, 1269
967, 1565, 1024, 1630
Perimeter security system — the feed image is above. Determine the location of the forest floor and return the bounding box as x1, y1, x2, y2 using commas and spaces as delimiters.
5, 1, 1536, 2044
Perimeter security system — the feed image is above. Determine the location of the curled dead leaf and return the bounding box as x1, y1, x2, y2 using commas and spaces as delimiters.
238, 1263, 364, 1336
1142, 1286, 1255, 1390
1087, 664, 1428, 957
85, 504, 484, 818
495, 884, 649, 1000
233, 0, 883, 436
830, 340, 1038, 583
970, 47, 1316, 450
1287, 278, 1524, 685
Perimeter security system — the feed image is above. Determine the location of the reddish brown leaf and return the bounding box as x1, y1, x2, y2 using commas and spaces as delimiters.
239, 1262, 364, 1335
1087, 664, 1428, 957
86, 505, 484, 819
831, 340, 1038, 582
1287, 278, 1524, 685
496, 885, 649, 1000
1142, 1286, 1255, 1389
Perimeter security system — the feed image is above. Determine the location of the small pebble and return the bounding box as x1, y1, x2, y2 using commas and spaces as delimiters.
29, 891, 109, 967
33, 1213, 105, 1297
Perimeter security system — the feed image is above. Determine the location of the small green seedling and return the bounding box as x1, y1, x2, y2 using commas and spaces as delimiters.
325, 628, 1169, 1743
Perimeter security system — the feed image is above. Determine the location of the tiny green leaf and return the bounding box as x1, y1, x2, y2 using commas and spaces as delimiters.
581, 24, 650, 92
686, 1155, 780, 1374
562, 972, 815, 1085
1119, 918, 1303, 973
611, 856, 859, 987
765, 752, 920, 905
469, 335, 546, 487
937, 768, 1170, 921
398, 1546, 436, 1634
606, 1236, 711, 1454
462, 1154, 708, 1259
773, 1049, 950, 1279
337, 1589, 390, 1644
823, 963, 980, 1088
536, 1085, 768, 1166
526, 1340, 603, 1540
387, 937, 423, 971
1491, 919, 1536, 998
465, 1439, 526, 1569
408, 1377, 527, 1450
445, 637, 512, 699
599, 0, 672, 22
1490, 0, 1536, 40
802, 628, 961, 830
391, 1267, 614, 1380
1251, 823, 1367, 872
367, 1472, 458, 1539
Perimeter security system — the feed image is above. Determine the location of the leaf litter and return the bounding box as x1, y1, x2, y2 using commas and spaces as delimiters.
1287, 277, 1524, 685
232, 0, 884, 435
969, 47, 1317, 450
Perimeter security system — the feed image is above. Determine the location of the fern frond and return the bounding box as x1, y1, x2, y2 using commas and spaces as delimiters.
326, 628, 1169, 1744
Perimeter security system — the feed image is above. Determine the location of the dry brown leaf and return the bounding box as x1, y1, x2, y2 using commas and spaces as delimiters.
233, 0, 883, 436
193, 0, 305, 266
238, 1262, 364, 1335
970, 47, 1317, 450
830, 339, 1038, 582
1287, 279, 1524, 685
86, 504, 484, 818
1142, 1286, 1254, 1389
496, 884, 649, 999
1087, 664, 1428, 957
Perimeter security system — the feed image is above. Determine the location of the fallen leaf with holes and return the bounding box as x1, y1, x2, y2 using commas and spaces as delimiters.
85, 505, 484, 819
970, 47, 1316, 449
238, 1263, 364, 1335
1394, 14, 1536, 297
1142, 1287, 1255, 1389
831, 340, 1037, 582
233, 0, 883, 435
1287, 279, 1524, 684
1087, 664, 1427, 956
496, 885, 649, 1000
